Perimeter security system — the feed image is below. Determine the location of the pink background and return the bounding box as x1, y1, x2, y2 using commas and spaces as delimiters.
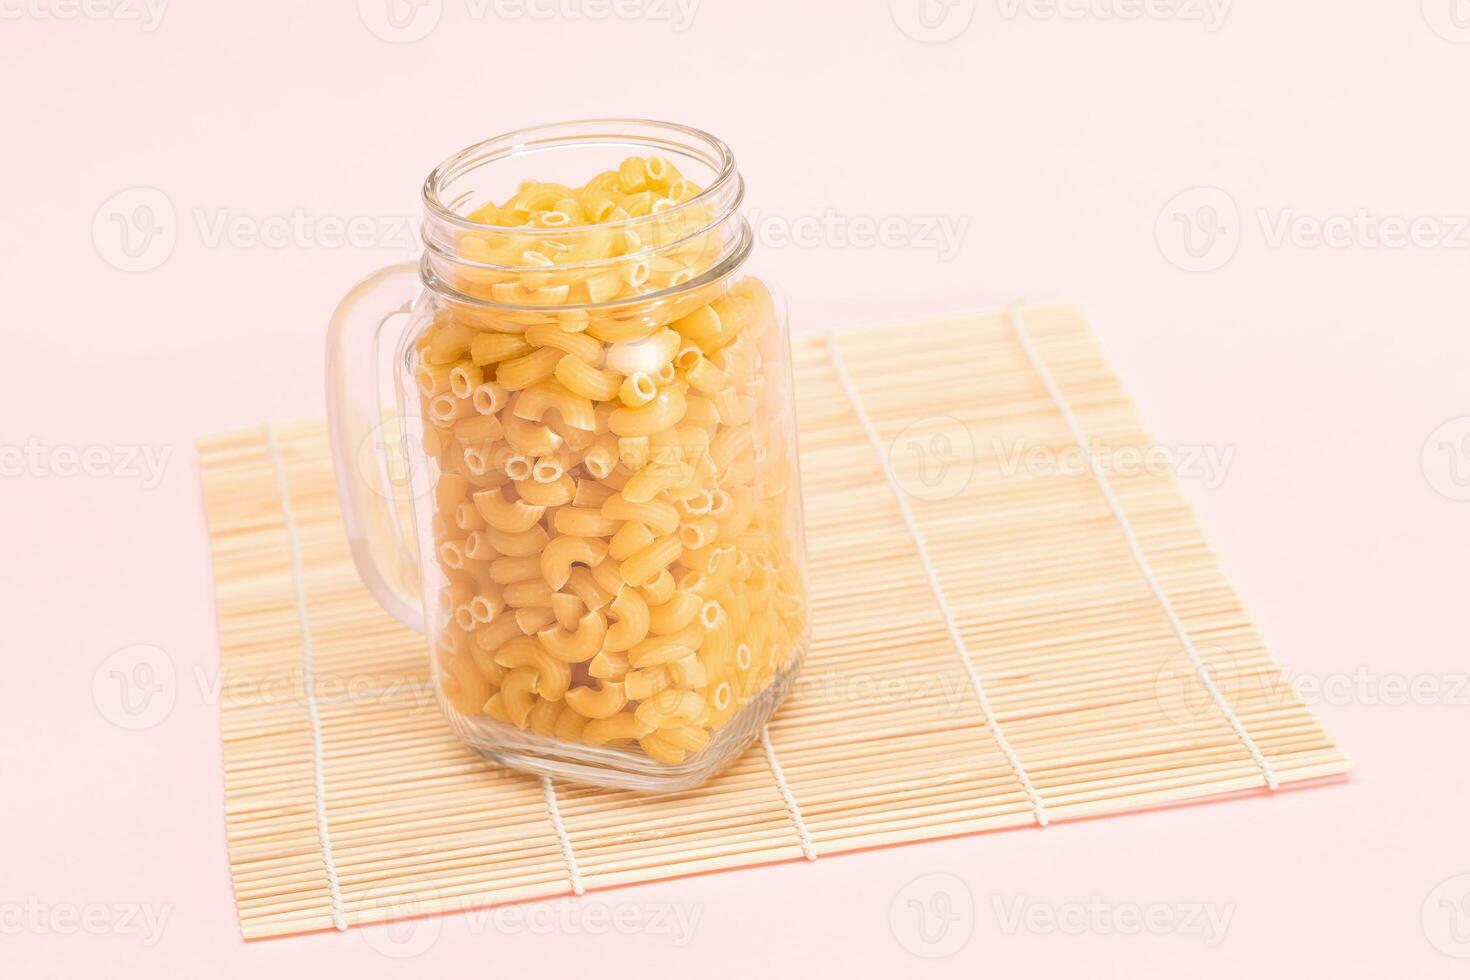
3, 1, 1468, 975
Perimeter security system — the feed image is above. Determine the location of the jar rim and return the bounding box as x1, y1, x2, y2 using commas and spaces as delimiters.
421, 118, 738, 237
417, 118, 750, 313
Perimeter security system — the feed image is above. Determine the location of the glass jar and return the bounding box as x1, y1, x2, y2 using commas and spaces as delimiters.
326, 120, 809, 792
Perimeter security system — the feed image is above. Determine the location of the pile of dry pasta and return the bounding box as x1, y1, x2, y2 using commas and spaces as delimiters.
415, 156, 807, 767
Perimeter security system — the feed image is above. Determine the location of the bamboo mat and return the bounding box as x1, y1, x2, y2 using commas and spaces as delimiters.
199, 304, 1349, 940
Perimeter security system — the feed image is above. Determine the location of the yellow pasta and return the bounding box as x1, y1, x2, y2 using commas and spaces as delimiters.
601, 492, 680, 536
640, 567, 677, 606
607, 389, 687, 437
481, 524, 549, 558
470, 332, 531, 366
495, 346, 564, 390
565, 565, 614, 611
540, 534, 608, 590
608, 520, 655, 562
537, 609, 606, 663
422, 156, 808, 770
473, 488, 545, 532
634, 689, 704, 729
493, 636, 570, 701
514, 380, 596, 432
525, 322, 604, 363
582, 711, 656, 746
618, 372, 657, 408
603, 585, 650, 653
620, 534, 683, 588
555, 354, 622, 401
564, 680, 627, 720
553, 505, 619, 538
648, 589, 702, 634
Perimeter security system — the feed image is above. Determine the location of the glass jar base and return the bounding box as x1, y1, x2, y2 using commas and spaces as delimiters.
443, 653, 804, 793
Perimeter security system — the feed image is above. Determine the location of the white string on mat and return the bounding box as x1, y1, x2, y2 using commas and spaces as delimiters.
540, 776, 586, 895
1007, 305, 1279, 790
264, 424, 348, 931
759, 726, 817, 860
826, 334, 1051, 827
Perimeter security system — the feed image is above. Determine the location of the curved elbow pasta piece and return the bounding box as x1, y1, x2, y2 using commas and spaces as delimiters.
503, 578, 553, 609
527, 697, 563, 736
711, 387, 757, 426
648, 590, 703, 635
621, 535, 683, 588
710, 424, 753, 473
550, 590, 583, 631
483, 524, 550, 558
497, 666, 540, 727
667, 652, 707, 689
489, 554, 540, 585
627, 636, 696, 670
634, 689, 705, 729
555, 354, 622, 401
473, 488, 546, 532
683, 354, 728, 395
474, 616, 522, 653
554, 505, 620, 537
590, 556, 625, 595
564, 680, 627, 720
470, 332, 530, 366
494, 637, 570, 701
588, 649, 629, 680
603, 586, 650, 652
525, 322, 604, 364
639, 567, 677, 606
554, 707, 589, 741
601, 493, 680, 536
624, 665, 671, 701
638, 733, 686, 766
679, 517, 719, 550
608, 521, 656, 562
618, 372, 657, 408
514, 475, 575, 507
440, 654, 492, 716
516, 606, 556, 634
514, 380, 597, 432
565, 566, 614, 610
537, 609, 607, 663
699, 600, 736, 676
540, 534, 608, 590
660, 724, 711, 753
501, 413, 561, 457
581, 711, 656, 746
608, 389, 686, 437
621, 462, 683, 503
496, 347, 563, 391
581, 433, 618, 480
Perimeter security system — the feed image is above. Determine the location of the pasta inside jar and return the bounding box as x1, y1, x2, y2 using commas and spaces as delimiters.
414, 144, 808, 780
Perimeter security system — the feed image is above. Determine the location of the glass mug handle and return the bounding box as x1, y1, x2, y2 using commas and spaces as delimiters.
324, 262, 427, 634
